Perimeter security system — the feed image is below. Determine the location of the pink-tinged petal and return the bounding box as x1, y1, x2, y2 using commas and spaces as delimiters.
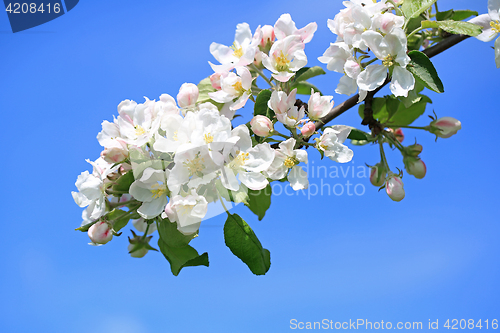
235, 66, 253, 90
274, 13, 296, 39
297, 22, 318, 43
357, 64, 387, 91
230, 92, 251, 110
390, 67, 415, 97
208, 61, 234, 74
272, 72, 295, 83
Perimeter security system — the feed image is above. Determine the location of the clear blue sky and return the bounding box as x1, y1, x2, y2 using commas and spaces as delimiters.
1, 1, 499, 332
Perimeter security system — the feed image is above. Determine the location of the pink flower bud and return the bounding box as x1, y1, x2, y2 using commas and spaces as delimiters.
370, 162, 387, 187
386, 175, 405, 202
430, 117, 461, 138
405, 157, 426, 179
250, 115, 274, 137
209, 73, 223, 90
394, 128, 404, 143
406, 143, 423, 157
88, 221, 113, 244
260, 25, 275, 48
177, 83, 199, 108
301, 122, 316, 138
101, 147, 128, 164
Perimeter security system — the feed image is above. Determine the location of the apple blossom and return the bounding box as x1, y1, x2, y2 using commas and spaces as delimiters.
316, 126, 353, 163
250, 115, 274, 137
262, 35, 307, 82
470, 0, 500, 67
429, 117, 462, 138
274, 13, 317, 44
209, 67, 253, 111
308, 89, 334, 121
177, 83, 199, 109
163, 192, 208, 235
267, 138, 309, 190
88, 221, 113, 245
385, 175, 405, 202
129, 168, 170, 219
301, 122, 316, 138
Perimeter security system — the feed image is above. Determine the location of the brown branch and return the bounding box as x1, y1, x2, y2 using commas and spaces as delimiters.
314, 34, 470, 131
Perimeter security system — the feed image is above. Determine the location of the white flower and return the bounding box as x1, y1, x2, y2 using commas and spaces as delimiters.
470, 0, 500, 67
274, 13, 317, 43
220, 125, 274, 191
357, 29, 415, 97
267, 138, 309, 190
209, 67, 253, 111
316, 126, 353, 163
209, 23, 260, 73
129, 168, 169, 219
262, 35, 307, 82
163, 192, 208, 235
72, 158, 117, 220
308, 89, 334, 121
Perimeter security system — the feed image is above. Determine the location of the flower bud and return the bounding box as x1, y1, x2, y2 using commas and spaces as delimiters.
406, 143, 423, 157
88, 221, 113, 244
101, 147, 128, 164
128, 243, 148, 258
250, 115, 274, 137
301, 122, 316, 138
209, 73, 223, 90
260, 25, 275, 48
404, 157, 426, 179
385, 175, 405, 202
177, 83, 199, 108
370, 162, 387, 187
394, 128, 404, 143
430, 117, 461, 138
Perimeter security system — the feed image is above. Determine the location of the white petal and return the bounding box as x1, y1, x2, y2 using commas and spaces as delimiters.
470, 14, 498, 42
289, 166, 308, 190
336, 75, 358, 95
138, 197, 167, 219
239, 172, 269, 191
390, 67, 415, 97
495, 37, 500, 68
357, 65, 387, 91
489, 0, 500, 21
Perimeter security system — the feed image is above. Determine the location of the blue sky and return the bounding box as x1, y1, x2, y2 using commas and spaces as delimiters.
1, 1, 499, 332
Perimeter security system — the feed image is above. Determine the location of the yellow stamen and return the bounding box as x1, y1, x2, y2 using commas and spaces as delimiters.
232, 81, 245, 94
135, 125, 146, 136
275, 50, 290, 72
230, 42, 244, 58
382, 55, 394, 67
491, 20, 500, 34
284, 157, 297, 168
151, 183, 166, 199
204, 133, 214, 144
183, 153, 205, 176
231, 151, 250, 168
173, 131, 179, 141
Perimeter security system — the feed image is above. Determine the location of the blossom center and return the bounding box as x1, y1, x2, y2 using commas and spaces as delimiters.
232, 81, 245, 94
151, 183, 166, 199
231, 151, 250, 168
173, 131, 179, 141
275, 50, 290, 72
178, 204, 196, 216
135, 125, 146, 136
284, 156, 298, 168
382, 55, 394, 67
204, 133, 214, 144
231, 43, 244, 58
183, 153, 205, 176
491, 20, 500, 33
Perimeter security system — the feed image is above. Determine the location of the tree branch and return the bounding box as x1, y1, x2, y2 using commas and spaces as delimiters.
314, 34, 470, 131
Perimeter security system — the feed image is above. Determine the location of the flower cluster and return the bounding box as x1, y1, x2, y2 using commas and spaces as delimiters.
319, 0, 415, 100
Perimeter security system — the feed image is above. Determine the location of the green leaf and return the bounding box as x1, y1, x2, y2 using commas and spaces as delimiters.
112, 171, 135, 193
196, 77, 224, 109
347, 128, 372, 141
294, 66, 326, 82
386, 96, 401, 120
388, 95, 432, 126
407, 50, 444, 93
254, 90, 273, 119
451, 10, 478, 21
157, 217, 197, 248
402, 0, 437, 19
158, 240, 209, 276
358, 97, 388, 122
157, 217, 208, 276
291, 81, 322, 95
107, 209, 130, 232
245, 185, 272, 221
421, 20, 482, 36
224, 213, 271, 275
436, 9, 454, 21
